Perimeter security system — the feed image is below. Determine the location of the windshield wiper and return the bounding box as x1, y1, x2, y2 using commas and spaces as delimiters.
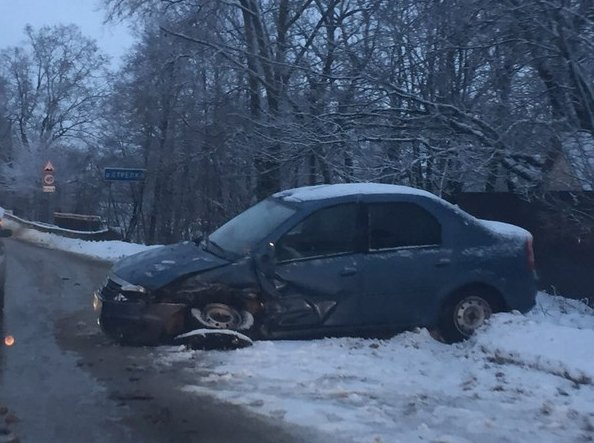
204, 236, 227, 258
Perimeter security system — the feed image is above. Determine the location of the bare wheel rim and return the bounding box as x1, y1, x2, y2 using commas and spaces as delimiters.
196, 303, 243, 329
453, 296, 492, 336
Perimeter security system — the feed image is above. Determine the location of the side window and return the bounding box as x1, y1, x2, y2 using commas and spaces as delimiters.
276, 204, 359, 261
368, 202, 441, 250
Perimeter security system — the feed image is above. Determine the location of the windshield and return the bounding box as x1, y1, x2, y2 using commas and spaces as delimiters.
207, 198, 296, 256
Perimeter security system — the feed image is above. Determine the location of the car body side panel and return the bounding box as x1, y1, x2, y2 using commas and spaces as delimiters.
358, 247, 452, 327
357, 195, 472, 329
266, 253, 363, 330
356, 194, 536, 330
416, 252, 537, 328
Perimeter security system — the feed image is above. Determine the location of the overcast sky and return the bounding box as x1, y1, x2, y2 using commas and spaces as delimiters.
0, 0, 135, 65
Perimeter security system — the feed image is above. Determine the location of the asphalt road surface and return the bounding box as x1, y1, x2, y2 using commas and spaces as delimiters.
0, 239, 324, 443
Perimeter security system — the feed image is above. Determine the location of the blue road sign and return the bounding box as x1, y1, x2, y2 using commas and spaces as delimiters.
104, 168, 146, 181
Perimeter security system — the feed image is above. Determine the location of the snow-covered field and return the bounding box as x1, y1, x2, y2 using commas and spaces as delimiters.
6, 218, 594, 442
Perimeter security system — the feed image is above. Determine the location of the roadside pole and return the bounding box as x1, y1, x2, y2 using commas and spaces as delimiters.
103, 167, 147, 241
42, 161, 56, 223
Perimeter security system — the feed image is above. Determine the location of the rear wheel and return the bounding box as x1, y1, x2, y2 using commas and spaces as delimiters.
438, 289, 500, 343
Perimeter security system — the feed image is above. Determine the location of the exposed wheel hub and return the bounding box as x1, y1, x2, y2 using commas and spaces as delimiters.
194, 303, 243, 329
453, 296, 492, 336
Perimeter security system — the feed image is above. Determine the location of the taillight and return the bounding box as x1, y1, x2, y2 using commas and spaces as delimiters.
526, 237, 535, 271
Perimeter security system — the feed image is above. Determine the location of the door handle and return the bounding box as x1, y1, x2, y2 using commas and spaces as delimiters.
435, 258, 451, 267
340, 266, 357, 276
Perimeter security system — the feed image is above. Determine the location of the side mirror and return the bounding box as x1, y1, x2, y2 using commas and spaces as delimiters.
0, 228, 12, 238
192, 231, 204, 244
254, 242, 276, 278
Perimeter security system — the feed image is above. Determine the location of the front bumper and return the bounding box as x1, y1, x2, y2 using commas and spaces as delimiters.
94, 292, 187, 345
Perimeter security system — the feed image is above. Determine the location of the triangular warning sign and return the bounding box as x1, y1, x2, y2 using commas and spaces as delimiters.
43, 161, 55, 172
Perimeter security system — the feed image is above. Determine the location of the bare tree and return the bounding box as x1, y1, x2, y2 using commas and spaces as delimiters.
93, 0, 594, 241
0, 24, 109, 218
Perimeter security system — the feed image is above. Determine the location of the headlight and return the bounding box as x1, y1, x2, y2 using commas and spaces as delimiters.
92, 293, 102, 312
120, 283, 147, 293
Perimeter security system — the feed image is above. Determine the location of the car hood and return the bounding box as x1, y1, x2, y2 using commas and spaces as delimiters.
112, 241, 230, 290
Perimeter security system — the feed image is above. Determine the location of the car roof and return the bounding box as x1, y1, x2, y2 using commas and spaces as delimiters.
273, 183, 439, 203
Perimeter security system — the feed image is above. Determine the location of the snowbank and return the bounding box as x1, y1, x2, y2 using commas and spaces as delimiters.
156, 293, 594, 443
3, 216, 156, 261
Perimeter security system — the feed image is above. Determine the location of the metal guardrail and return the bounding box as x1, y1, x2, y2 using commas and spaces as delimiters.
4, 213, 121, 241
53, 212, 104, 231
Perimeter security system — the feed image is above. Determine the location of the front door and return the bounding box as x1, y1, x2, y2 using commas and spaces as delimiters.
265, 203, 364, 331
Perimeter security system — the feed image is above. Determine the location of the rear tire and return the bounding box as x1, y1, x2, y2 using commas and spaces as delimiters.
438, 289, 500, 343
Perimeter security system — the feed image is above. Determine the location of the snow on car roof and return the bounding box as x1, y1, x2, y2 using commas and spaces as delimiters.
273, 183, 438, 202
479, 219, 532, 239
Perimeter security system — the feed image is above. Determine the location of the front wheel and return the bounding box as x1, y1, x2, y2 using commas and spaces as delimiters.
176, 302, 255, 350
191, 303, 254, 331
438, 292, 497, 343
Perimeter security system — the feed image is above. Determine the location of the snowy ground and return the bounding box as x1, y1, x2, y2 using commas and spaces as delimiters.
2, 216, 156, 261
156, 294, 594, 443
6, 217, 594, 442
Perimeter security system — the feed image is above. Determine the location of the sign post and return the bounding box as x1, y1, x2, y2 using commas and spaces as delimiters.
42, 161, 56, 223
42, 161, 56, 193
103, 167, 146, 233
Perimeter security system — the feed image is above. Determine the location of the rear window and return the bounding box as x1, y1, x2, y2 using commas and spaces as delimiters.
368, 202, 441, 250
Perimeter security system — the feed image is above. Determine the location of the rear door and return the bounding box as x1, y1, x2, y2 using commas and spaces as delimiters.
358, 200, 451, 327
266, 202, 365, 330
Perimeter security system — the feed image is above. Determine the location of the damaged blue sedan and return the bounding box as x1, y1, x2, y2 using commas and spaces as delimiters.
93, 183, 537, 347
